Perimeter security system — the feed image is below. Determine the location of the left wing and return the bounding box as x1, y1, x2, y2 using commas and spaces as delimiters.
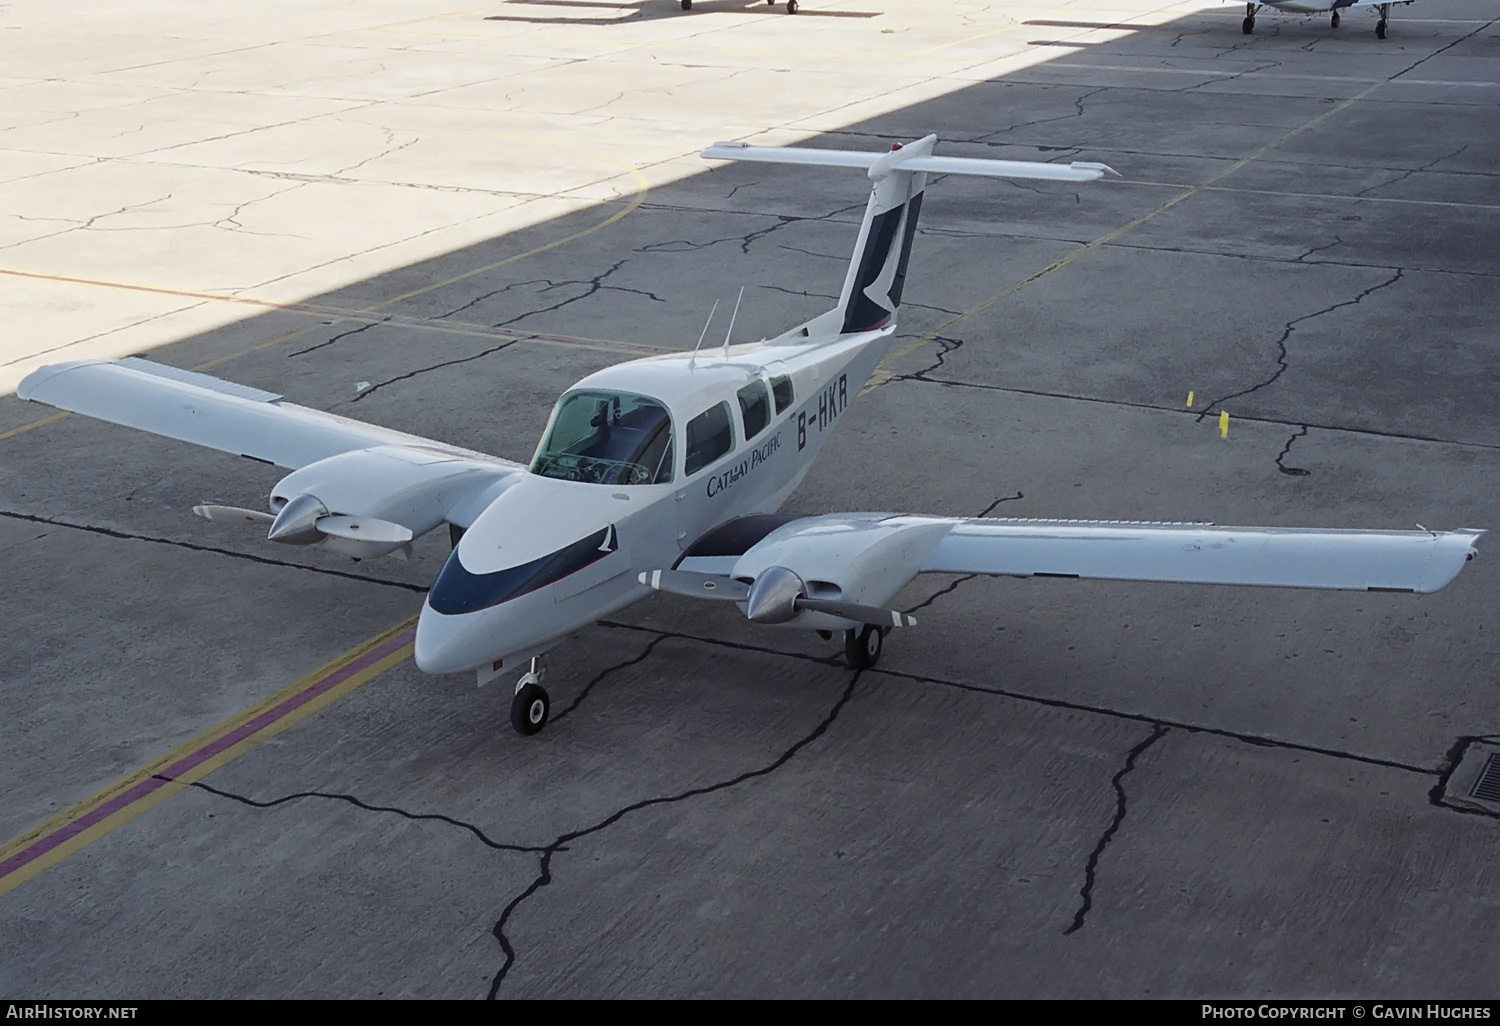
654, 513, 1482, 630
921, 517, 1482, 594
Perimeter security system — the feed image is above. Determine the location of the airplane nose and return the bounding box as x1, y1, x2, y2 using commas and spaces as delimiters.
414, 604, 482, 674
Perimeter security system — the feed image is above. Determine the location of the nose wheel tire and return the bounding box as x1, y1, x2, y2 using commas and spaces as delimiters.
1241, 16, 1255, 33
511, 680, 550, 735
681, 0, 691, 9
843, 625, 884, 670
1376, 19, 1387, 38
786, 0, 798, 12
1330, 11, 1339, 28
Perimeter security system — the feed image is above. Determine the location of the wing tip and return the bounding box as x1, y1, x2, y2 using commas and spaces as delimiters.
16, 359, 106, 402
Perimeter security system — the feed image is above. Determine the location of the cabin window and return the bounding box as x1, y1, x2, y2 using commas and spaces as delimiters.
684, 402, 734, 476
737, 380, 770, 441
531, 389, 674, 485
770, 374, 794, 414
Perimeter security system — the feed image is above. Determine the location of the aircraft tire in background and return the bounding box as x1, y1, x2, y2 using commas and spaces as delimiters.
1376, 19, 1387, 38
1242, 16, 1255, 33
787, 0, 798, 12
843, 625, 884, 670
511, 681, 550, 735
1331, 11, 1340, 28
681, 0, 691, 10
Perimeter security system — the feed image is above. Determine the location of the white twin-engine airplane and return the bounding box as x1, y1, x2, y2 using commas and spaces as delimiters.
18, 135, 1483, 737
1234, 1, 1412, 37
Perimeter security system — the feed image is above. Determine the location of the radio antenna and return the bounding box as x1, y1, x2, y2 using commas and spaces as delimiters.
690, 299, 719, 369
722, 286, 744, 359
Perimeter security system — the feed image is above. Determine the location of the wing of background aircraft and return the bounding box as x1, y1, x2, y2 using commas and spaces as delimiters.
18, 357, 525, 555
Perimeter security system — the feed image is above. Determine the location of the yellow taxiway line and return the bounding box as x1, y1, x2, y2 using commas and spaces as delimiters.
0, 617, 418, 899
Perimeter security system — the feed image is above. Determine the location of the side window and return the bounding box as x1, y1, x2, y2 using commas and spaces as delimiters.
770, 374, 794, 415
684, 402, 734, 476
737, 380, 770, 441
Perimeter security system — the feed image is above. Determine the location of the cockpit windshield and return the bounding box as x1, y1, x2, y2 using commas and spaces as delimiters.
530, 389, 675, 485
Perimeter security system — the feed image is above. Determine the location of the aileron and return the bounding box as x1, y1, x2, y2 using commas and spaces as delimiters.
924, 519, 1484, 594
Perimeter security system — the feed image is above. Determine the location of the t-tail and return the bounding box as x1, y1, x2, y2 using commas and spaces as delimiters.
701, 135, 1118, 342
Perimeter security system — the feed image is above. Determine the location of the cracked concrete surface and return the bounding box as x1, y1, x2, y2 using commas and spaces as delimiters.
2, 0, 1499, 1001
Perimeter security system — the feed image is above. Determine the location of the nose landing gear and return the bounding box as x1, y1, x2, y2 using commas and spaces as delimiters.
843, 625, 885, 670
510, 656, 550, 735
1242, 2, 1260, 34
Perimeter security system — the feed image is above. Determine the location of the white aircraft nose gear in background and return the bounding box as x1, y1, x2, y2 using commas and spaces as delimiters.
17, 134, 1483, 738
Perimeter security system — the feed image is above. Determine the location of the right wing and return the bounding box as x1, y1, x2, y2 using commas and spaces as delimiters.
18, 358, 514, 471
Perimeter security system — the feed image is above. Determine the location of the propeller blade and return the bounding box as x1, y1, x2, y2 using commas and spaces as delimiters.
796, 598, 917, 629
193, 504, 274, 525
638, 569, 750, 602
315, 515, 413, 545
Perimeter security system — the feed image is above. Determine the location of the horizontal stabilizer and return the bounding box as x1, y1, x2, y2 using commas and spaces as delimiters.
703, 139, 1117, 183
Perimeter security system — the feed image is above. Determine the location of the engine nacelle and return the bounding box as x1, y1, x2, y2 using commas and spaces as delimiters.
270, 445, 518, 559
731, 515, 953, 628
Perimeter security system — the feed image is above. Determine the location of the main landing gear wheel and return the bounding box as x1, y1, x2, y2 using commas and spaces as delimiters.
1376, 19, 1387, 39
1242, 16, 1255, 34
786, 0, 798, 12
1331, 11, 1340, 28
843, 625, 884, 670
681, 0, 691, 9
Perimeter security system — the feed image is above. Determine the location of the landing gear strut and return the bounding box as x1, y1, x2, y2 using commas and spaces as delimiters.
510, 657, 550, 736
1242, 2, 1260, 34
843, 625, 884, 670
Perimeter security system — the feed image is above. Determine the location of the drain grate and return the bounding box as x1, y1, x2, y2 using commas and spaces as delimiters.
1471, 754, 1500, 804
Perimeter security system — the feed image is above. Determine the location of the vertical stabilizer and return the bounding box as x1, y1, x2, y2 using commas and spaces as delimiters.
834, 135, 935, 334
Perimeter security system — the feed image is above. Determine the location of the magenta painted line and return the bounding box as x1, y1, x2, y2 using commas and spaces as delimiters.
0, 628, 415, 883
